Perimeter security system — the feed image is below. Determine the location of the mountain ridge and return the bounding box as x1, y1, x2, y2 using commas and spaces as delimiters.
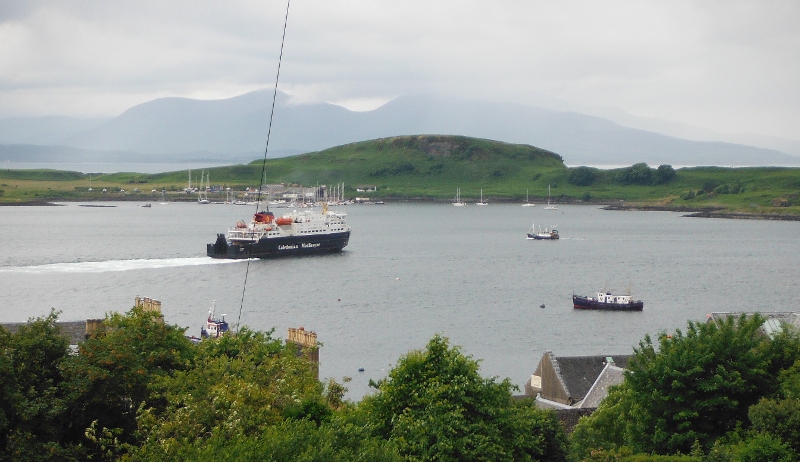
1, 91, 798, 167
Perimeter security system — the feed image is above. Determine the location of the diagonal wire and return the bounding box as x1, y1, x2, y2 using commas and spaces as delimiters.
237, 0, 291, 334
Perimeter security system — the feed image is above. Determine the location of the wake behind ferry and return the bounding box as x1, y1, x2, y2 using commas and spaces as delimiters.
207, 203, 351, 259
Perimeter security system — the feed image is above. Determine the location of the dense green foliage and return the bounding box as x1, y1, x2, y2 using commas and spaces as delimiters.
0, 310, 571, 461
3, 304, 800, 461
571, 314, 800, 460
363, 335, 569, 461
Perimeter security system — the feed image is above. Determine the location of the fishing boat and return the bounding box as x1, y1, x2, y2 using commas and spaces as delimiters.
544, 185, 558, 210
453, 188, 466, 206
527, 221, 559, 240
572, 290, 643, 311
200, 301, 229, 338
476, 189, 488, 205
207, 202, 351, 259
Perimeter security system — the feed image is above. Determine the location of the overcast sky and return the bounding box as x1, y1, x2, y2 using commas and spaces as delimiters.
1, 1, 798, 140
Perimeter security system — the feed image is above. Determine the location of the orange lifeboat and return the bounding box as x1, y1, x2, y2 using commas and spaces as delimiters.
276, 217, 293, 226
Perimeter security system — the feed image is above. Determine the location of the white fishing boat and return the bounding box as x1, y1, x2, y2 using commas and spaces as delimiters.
526, 220, 559, 240
200, 301, 230, 338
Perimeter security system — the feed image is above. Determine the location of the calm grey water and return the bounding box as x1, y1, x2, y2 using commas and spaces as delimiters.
1, 202, 798, 399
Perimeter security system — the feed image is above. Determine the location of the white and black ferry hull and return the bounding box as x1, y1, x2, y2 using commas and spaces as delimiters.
207, 231, 350, 259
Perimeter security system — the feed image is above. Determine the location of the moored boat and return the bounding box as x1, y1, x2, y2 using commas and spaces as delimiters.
453, 188, 466, 206
207, 202, 351, 259
572, 290, 643, 311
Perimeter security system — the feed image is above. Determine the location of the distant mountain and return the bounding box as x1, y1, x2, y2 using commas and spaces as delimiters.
0, 116, 107, 145
1, 91, 798, 167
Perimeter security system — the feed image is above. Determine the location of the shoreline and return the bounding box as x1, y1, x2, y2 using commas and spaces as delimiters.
601, 204, 800, 221
2, 199, 799, 221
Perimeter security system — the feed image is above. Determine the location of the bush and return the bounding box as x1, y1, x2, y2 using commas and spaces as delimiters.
568, 166, 597, 186
363, 335, 569, 461
615, 163, 653, 185
655, 165, 677, 184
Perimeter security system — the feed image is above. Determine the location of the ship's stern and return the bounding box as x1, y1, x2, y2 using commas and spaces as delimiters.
207, 233, 230, 258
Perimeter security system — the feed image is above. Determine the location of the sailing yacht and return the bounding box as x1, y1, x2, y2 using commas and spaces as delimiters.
453, 188, 466, 206
476, 188, 488, 205
198, 170, 210, 204
522, 189, 535, 207
544, 185, 558, 210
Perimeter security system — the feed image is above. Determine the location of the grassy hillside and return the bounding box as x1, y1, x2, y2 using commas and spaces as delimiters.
1, 135, 799, 216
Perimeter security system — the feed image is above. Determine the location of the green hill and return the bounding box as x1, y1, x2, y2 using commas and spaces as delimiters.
1, 134, 799, 216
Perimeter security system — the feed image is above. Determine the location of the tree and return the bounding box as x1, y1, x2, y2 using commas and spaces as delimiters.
746, 358, 800, 454
655, 165, 677, 184
572, 314, 800, 457
0, 310, 85, 460
625, 314, 787, 454
362, 334, 568, 461
570, 383, 635, 460
132, 327, 327, 459
61, 306, 195, 459
615, 163, 653, 185
568, 166, 597, 186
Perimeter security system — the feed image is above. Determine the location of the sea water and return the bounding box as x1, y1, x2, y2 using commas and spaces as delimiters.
1, 202, 798, 399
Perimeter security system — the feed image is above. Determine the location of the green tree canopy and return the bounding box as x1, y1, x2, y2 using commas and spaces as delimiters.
571, 314, 800, 457
0, 310, 80, 460
362, 334, 568, 461
568, 166, 598, 186
615, 163, 654, 185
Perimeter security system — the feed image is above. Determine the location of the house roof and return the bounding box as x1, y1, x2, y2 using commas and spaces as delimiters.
552, 354, 631, 402
579, 364, 626, 408
707, 312, 800, 339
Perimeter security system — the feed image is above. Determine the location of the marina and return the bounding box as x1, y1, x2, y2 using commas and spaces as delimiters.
1, 202, 798, 399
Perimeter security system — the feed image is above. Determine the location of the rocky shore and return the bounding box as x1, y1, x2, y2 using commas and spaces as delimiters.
602, 204, 800, 221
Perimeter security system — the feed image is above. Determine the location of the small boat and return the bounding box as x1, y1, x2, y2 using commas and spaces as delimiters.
544, 185, 558, 210
522, 189, 535, 207
200, 301, 230, 338
527, 221, 559, 240
141, 203, 151, 208
453, 188, 466, 206
573, 290, 643, 311
476, 189, 488, 206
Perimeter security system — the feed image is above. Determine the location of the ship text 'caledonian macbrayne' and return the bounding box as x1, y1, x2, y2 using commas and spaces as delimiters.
207, 203, 351, 259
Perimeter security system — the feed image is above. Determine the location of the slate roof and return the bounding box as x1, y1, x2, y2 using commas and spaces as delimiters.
579, 364, 626, 408
552, 354, 631, 402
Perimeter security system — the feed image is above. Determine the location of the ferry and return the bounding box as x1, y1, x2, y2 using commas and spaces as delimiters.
207, 203, 351, 259
572, 290, 644, 311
